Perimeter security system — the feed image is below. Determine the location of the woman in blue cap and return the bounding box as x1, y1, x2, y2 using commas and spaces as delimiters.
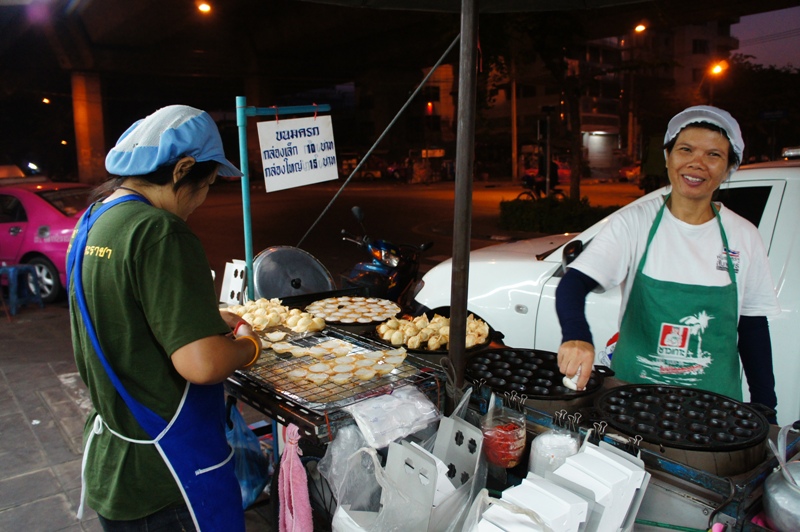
68, 105, 259, 530
555, 105, 780, 419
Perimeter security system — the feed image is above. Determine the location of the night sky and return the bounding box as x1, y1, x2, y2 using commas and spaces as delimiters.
732, 6, 800, 68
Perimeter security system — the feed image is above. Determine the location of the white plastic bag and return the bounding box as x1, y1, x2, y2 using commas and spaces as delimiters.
318, 424, 368, 501
424, 387, 488, 532
344, 385, 440, 449
332, 446, 431, 532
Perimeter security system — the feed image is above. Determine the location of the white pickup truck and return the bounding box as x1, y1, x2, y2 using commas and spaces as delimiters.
414, 159, 800, 425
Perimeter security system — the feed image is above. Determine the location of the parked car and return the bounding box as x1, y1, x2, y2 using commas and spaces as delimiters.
413, 159, 800, 425
0, 182, 92, 302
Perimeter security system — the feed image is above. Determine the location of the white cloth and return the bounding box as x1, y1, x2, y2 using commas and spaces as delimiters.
569, 194, 780, 327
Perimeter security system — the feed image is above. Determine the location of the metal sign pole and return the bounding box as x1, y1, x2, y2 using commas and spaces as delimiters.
235, 97, 331, 301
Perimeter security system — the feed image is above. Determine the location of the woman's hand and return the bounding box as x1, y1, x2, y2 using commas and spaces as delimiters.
232, 320, 259, 345
557, 340, 595, 390
172, 321, 263, 384
219, 309, 241, 329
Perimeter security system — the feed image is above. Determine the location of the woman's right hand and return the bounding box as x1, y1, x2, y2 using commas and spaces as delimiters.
557, 340, 595, 390
173, 321, 262, 384
233, 320, 258, 343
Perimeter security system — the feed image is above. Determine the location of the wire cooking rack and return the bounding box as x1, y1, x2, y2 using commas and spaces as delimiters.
237, 326, 443, 414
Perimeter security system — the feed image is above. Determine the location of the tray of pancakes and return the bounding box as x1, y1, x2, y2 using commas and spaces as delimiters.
304, 296, 401, 325
268, 337, 409, 386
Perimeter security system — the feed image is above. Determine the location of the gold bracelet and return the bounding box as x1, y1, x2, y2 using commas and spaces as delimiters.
236, 335, 261, 368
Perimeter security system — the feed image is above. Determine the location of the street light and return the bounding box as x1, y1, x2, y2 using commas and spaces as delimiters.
707, 60, 728, 105
625, 23, 647, 159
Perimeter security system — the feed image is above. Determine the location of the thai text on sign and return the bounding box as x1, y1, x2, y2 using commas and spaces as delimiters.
257, 115, 338, 192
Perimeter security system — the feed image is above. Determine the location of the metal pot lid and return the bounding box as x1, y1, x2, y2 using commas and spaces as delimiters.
594, 384, 769, 452
253, 246, 335, 300
466, 348, 606, 399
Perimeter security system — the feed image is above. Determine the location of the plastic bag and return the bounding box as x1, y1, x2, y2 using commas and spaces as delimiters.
421, 387, 489, 532
318, 424, 368, 501
344, 385, 440, 449
528, 428, 579, 477
225, 399, 271, 509
332, 446, 430, 532
480, 396, 526, 469
529, 409, 581, 477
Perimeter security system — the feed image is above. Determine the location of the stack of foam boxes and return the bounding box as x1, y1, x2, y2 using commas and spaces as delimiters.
476, 440, 650, 532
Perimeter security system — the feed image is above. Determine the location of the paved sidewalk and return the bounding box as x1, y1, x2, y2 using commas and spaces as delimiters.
0, 302, 273, 531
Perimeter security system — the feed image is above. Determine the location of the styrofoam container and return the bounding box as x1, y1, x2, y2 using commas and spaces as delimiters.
503, 472, 589, 532
563, 451, 630, 531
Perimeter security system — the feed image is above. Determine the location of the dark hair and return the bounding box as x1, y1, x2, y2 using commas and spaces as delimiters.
663, 122, 740, 169
92, 160, 219, 202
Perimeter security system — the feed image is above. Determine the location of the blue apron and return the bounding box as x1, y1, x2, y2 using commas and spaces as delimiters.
68, 195, 244, 531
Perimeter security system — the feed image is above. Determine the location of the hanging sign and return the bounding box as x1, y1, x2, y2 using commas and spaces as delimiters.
257, 115, 338, 192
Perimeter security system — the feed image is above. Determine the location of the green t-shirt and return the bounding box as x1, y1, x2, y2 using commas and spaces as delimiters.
69, 200, 230, 520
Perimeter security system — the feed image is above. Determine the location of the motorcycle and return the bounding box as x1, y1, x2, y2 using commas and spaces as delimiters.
340, 206, 433, 307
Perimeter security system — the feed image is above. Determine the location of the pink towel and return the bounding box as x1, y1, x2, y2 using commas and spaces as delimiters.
279, 424, 313, 532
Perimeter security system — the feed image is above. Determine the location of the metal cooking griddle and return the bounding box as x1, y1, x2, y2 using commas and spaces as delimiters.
594, 384, 770, 452
252, 246, 336, 300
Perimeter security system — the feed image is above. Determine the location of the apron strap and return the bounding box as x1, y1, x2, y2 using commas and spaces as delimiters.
711, 202, 737, 285
636, 196, 737, 284
76, 415, 104, 520
67, 194, 168, 437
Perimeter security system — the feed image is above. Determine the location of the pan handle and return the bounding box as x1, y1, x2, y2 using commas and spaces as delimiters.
593, 365, 615, 378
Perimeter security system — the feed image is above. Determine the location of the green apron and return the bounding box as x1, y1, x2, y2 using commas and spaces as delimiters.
611, 198, 741, 399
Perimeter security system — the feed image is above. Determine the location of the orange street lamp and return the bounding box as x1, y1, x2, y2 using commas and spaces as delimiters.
626, 23, 647, 158
197, 2, 211, 14
710, 60, 729, 76
708, 60, 729, 105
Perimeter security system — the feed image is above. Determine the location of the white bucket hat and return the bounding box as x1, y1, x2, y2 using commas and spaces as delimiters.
106, 105, 242, 177
664, 105, 744, 170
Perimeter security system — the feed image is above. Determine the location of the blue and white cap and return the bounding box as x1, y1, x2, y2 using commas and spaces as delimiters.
105, 105, 242, 178
664, 105, 744, 170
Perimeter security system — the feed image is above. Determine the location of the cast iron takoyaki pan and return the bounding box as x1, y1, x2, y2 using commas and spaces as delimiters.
465, 348, 611, 399
594, 384, 769, 452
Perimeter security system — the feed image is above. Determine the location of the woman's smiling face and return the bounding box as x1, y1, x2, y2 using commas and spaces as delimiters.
666, 126, 733, 203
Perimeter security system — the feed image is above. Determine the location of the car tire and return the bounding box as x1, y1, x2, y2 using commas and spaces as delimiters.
25, 256, 62, 303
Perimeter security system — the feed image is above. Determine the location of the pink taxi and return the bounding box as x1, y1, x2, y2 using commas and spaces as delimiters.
0, 182, 92, 302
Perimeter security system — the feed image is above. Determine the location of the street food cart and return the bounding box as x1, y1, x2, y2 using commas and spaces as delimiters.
225, 2, 799, 527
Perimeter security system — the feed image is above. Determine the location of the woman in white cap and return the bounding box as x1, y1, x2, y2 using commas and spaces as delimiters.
555, 105, 780, 419
68, 105, 258, 530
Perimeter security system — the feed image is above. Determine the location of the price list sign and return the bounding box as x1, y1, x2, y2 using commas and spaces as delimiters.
256, 115, 338, 192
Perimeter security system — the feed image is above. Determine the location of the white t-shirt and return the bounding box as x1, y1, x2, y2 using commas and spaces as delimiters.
569, 194, 780, 327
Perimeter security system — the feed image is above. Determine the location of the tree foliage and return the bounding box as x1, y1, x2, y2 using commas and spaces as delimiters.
476, 12, 589, 198
711, 56, 800, 160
